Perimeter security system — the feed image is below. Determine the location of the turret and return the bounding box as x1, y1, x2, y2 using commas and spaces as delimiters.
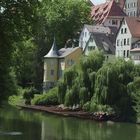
43, 38, 59, 91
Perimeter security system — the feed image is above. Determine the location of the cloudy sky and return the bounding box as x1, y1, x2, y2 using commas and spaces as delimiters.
91, 0, 106, 5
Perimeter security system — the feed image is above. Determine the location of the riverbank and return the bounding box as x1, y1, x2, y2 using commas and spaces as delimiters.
18, 105, 116, 121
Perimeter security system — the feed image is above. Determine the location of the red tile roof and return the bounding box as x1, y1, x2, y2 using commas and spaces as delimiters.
91, 0, 126, 24
125, 17, 140, 38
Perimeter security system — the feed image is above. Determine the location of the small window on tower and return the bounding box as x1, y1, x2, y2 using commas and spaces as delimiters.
51, 70, 54, 76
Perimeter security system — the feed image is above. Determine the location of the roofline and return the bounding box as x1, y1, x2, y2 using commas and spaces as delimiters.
59, 47, 82, 58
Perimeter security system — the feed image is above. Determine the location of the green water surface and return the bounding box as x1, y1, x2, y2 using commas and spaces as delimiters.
0, 106, 140, 140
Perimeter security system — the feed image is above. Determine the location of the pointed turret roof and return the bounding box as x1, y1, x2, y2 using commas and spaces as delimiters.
44, 37, 59, 58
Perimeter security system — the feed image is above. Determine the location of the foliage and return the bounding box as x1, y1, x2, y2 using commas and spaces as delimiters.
32, 88, 59, 106
89, 59, 138, 121
8, 95, 23, 106
23, 87, 39, 105
57, 52, 140, 122
40, 0, 91, 47
83, 101, 91, 111
127, 77, 140, 122
90, 103, 115, 115
12, 39, 37, 87
58, 51, 105, 107
0, 0, 38, 103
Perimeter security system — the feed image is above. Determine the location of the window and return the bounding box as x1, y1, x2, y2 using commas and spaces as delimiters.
121, 40, 123, 46
117, 39, 119, 46
59, 70, 63, 78
134, 11, 135, 16
51, 70, 54, 76
127, 50, 129, 57
134, 2, 136, 7
127, 38, 130, 45
121, 28, 123, 34
112, 20, 117, 25
124, 39, 126, 45
124, 28, 127, 33
123, 50, 126, 57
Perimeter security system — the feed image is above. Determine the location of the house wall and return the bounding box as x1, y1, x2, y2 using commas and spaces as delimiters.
64, 48, 82, 69
116, 20, 132, 58
104, 17, 122, 29
124, 0, 138, 17
79, 26, 111, 50
43, 58, 58, 84
130, 51, 140, 64
79, 28, 90, 50
58, 58, 65, 79
84, 39, 97, 56
84, 38, 115, 61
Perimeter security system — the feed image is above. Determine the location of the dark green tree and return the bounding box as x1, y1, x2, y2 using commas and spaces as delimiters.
0, 0, 38, 102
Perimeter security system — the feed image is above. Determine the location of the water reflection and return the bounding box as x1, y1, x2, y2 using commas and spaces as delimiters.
41, 116, 138, 140
0, 106, 140, 140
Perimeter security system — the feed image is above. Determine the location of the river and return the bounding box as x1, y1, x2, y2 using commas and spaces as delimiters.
0, 105, 140, 140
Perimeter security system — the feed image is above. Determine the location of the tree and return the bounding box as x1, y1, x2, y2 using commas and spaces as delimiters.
12, 39, 37, 87
0, 0, 38, 102
40, 0, 91, 47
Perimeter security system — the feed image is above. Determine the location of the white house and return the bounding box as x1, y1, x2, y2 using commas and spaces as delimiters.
123, 0, 139, 17
79, 24, 111, 50
83, 32, 115, 60
116, 17, 140, 60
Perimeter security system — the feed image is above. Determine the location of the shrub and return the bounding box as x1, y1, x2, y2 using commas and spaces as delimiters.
83, 101, 91, 111
32, 88, 59, 105
90, 103, 115, 115
23, 87, 37, 105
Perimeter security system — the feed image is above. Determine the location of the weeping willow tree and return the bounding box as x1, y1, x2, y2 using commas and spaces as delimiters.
91, 59, 135, 120
127, 77, 140, 122
57, 51, 105, 107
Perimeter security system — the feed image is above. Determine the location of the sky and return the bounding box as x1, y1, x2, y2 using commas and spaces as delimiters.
91, 0, 106, 5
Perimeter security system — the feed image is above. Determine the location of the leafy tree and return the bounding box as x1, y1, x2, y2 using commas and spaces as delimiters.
40, 0, 91, 47
0, 0, 38, 102
127, 77, 140, 122
92, 59, 135, 120
12, 39, 37, 87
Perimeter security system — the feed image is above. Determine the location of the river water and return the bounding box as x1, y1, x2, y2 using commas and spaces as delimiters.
0, 105, 140, 140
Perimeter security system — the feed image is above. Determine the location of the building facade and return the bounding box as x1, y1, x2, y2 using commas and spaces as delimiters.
124, 0, 139, 17
43, 40, 82, 91
83, 32, 115, 60
116, 17, 140, 60
79, 24, 111, 50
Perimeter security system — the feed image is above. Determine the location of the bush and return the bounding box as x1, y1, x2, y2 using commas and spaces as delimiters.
83, 101, 90, 111
23, 87, 38, 105
90, 103, 115, 115
32, 88, 59, 105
